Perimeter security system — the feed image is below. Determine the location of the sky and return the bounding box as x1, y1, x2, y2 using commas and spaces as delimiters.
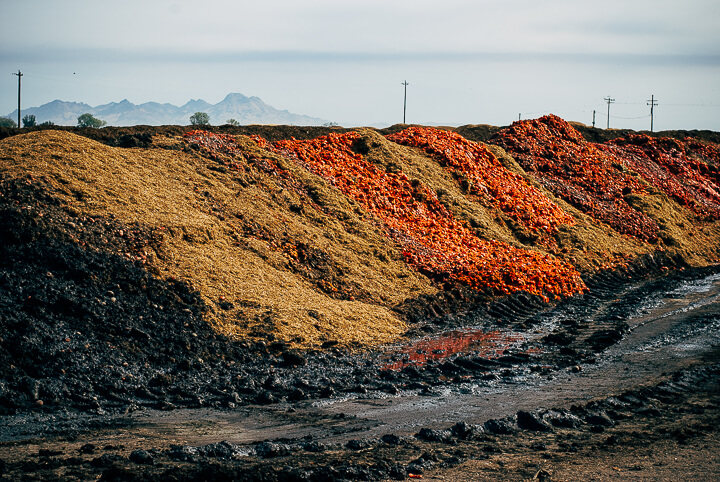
1, 0, 719, 130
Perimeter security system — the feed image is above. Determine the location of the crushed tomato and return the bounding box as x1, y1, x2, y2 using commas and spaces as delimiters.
604, 134, 720, 219
491, 115, 660, 242
265, 132, 587, 300
386, 126, 575, 239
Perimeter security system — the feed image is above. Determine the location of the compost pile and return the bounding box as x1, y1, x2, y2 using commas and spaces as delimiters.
253, 130, 585, 299
0, 120, 719, 411
490, 115, 661, 242
386, 126, 574, 239
605, 133, 720, 219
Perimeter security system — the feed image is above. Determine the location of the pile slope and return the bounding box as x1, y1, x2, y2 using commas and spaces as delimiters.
490, 114, 720, 267
0, 130, 434, 350
1, 121, 719, 354
1, 120, 719, 416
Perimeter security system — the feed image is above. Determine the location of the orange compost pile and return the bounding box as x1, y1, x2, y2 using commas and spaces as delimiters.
604, 134, 720, 219
257, 131, 587, 300
491, 115, 660, 242
386, 126, 575, 238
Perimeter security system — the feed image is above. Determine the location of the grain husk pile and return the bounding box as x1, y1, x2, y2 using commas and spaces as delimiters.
2, 121, 719, 350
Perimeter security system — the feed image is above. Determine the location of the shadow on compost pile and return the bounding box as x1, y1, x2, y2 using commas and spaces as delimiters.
0, 176, 258, 415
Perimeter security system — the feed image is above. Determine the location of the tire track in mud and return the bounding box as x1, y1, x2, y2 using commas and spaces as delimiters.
298, 270, 720, 442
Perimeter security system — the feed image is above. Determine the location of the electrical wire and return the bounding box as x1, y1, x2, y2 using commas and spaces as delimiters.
610, 114, 651, 120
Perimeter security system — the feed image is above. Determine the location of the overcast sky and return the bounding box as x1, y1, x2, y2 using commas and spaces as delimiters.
2, 0, 719, 130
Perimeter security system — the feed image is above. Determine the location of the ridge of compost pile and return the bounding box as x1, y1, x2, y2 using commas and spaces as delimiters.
490, 115, 662, 242
386, 126, 575, 240
606, 133, 720, 219
490, 114, 720, 265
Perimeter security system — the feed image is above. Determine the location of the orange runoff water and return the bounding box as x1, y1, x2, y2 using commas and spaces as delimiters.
382, 329, 525, 370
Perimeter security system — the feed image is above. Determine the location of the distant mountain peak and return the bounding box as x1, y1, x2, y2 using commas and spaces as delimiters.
6, 94, 328, 127
222, 93, 250, 101
181, 98, 211, 109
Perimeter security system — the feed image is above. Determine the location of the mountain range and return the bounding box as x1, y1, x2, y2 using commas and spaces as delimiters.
4, 93, 329, 127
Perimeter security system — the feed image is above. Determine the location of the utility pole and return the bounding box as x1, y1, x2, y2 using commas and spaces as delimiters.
402, 81, 409, 124
12, 70, 23, 127
604, 96, 615, 129
592, 110, 596, 128
518, 113, 521, 121
647, 95, 658, 132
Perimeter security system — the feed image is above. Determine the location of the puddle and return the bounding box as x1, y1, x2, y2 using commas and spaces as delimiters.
380, 271, 720, 372
667, 272, 720, 297
381, 328, 526, 370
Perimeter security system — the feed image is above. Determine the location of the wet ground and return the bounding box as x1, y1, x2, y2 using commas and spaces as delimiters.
1, 266, 719, 481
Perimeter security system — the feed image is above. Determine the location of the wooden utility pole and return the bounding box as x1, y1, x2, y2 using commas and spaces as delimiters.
604, 96, 615, 129
592, 110, 596, 127
647, 95, 658, 132
12, 70, 23, 127
402, 80, 409, 124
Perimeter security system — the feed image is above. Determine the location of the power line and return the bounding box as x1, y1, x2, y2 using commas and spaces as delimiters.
612, 114, 651, 120
604, 96, 615, 129
647, 94, 658, 132
594, 111, 650, 120
12, 70, 23, 127
662, 102, 720, 107
401, 80, 409, 124
603, 101, 719, 107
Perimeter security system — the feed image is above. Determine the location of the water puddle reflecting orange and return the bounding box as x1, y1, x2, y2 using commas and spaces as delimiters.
382, 329, 525, 370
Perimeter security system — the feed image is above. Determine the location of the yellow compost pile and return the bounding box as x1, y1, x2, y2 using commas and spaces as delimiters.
1, 125, 718, 349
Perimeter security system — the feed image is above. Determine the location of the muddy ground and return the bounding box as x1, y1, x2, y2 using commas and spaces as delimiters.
1, 124, 720, 481
4, 363, 720, 481
1, 264, 719, 481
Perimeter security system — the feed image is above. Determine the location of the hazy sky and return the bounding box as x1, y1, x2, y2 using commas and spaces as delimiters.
2, 0, 719, 130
